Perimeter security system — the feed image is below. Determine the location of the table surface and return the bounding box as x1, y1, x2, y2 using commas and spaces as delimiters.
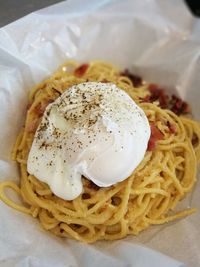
0, 0, 62, 27
0, 0, 199, 28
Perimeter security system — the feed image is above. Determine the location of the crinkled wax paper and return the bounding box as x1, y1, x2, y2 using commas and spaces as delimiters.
0, 0, 200, 266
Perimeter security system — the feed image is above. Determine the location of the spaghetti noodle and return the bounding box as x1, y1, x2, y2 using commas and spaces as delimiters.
0, 61, 200, 243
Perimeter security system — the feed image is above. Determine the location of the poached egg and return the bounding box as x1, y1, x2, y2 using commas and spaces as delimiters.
27, 82, 150, 200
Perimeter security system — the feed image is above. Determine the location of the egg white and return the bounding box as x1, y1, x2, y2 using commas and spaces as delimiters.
27, 82, 150, 200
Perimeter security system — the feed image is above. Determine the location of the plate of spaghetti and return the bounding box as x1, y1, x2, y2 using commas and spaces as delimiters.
0, 60, 199, 243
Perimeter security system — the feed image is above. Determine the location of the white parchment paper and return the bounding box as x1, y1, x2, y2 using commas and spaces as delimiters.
0, 0, 200, 266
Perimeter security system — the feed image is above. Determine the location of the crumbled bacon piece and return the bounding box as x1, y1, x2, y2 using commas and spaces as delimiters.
148, 84, 169, 109
74, 64, 89, 77
120, 70, 190, 116
120, 69, 142, 87
140, 83, 190, 116
147, 123, 164, 151
192, 134, 198, 146
147, 138, 156, 151
140, 95, 150, 103
169, 95, 190, 115
88, 181, 99, 190
148, 83, 159, 94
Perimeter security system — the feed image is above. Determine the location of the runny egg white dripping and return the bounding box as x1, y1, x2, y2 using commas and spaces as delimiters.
27, 82, 150, 200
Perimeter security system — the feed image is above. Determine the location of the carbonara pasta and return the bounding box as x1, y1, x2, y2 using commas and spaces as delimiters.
0, 60, 200, 243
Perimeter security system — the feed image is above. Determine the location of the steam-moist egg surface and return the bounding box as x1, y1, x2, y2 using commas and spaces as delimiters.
27, 82, 150, 200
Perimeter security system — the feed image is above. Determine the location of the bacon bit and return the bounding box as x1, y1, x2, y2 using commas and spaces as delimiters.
148, 84, 169, 109
166, 121, 177, 134
111, 196, 121, 206
74, 64, 89, 77
120, 69, 143, 87
150, 123, 164, 140
192, 134, 198, 146
147, 138, 156, 151
34, 100, 53, 116
169, 95, 190, 116
140, 84, 190, 116
119, 70, 190, 116
147, 123, 164, 151
88, 181, 99, 190
139, 95, 151, 103
27, 118, 39, 133
82, 193, 91, 200
148, 83, 159, 93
